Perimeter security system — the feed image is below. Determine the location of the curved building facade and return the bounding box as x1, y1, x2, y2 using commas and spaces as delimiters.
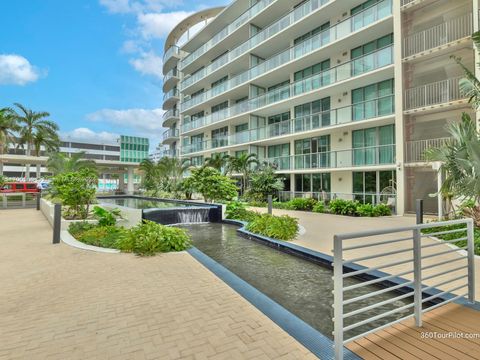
162, 0, 479, 216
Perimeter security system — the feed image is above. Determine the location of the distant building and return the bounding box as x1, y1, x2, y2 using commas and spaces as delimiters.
120, 135, 149, 163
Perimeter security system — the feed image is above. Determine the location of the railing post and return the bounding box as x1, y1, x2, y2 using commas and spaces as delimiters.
53, 203, 61, 244
36, 192, 41, 211
413, 228, 422, 327
267, 195, 273, 215
333, 235, 343, 360
416, 199, 423, 224
467, 219, 476, 303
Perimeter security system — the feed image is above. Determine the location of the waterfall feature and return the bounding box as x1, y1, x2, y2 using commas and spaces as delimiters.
177, 208, 210, 224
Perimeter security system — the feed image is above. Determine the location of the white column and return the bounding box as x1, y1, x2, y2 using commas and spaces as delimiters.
393, 1, 405, 216
119, 171, 125, 193
127, 167, 134, 195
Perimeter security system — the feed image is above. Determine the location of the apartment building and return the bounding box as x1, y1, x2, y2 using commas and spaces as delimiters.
161, 0, 478, 215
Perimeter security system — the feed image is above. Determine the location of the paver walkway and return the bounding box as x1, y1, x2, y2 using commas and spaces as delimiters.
0, 209, 316, 360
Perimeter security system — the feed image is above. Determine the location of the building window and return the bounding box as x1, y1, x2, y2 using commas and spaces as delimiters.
351, 34, 393, 76
190, 156, 204, 167
211, 76, 228, 96
294, 59, 330, 95
235, 123, 248, 133
353, 170, 396, 203
294, 97, 331, 131
294, 135, 330, 169
267, 143, 290, 170
295, 173, 331, 193
211, 126, 228, 148
267, 80, 290, 104
211, 101, 228, 114
352, 79, 394, 121
352, 124, 395, 166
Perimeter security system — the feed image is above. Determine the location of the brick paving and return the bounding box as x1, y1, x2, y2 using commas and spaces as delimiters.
0, 209, 316, 360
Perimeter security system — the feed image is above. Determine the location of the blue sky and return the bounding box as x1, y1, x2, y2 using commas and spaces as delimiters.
0, 0, 228, 150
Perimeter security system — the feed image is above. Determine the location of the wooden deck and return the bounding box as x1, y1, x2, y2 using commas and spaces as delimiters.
346, 303, 480, 360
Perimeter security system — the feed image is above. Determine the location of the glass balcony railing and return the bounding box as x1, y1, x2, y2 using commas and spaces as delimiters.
163, 45, 180, 63
163, 109, 179, 121
163, 88, 180, 102
181, 96, 394, 154
267, 144, 396, 171
163, 68, 179, 84
180, 0, 332, 89
162, 129, 180, 142
182, 45, 394, 133
181, 0, 393, 109
181, 0, 275, 69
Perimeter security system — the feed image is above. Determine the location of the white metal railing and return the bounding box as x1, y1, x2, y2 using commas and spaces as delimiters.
405, 137, 450, 162
333, 218, 475, 359
180, 0, 331, 88
404, 77, 464, 110
182, 45, 394, 133
403, 13, 472, 58
181, 0, 275, 68
181, 0, 393, 109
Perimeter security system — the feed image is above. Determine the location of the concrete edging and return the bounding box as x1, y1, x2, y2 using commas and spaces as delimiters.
60, 230, 120, 254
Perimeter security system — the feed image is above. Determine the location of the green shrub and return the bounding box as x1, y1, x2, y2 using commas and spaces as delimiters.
356, 203, 375, 217
93, 206, 122, 226
120, 221, 192, 256
247, 200, 267, 207
285, 198, 317, 211
225, 201, 259, 222
422, 222, 480, 255
313, 201, 326, 213
328, 199, 358, 216
246, 214, 298, 241
77, 226, 126, 248
372, 203, 392, 217
68, 221, 96, 238
272, 201, 295, 210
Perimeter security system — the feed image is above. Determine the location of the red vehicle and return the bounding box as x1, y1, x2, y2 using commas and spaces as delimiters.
0, 182, 40, 193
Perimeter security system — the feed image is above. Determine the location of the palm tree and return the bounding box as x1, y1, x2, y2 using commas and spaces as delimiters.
228, 153, 259, 195
47, 152, 97, 175
204, 153, 230, 174
33, 128, 59, 178
158, 157, 190, 192
139, 158, 159, 190
0, 107, 19, 175
13, 103, 59, 180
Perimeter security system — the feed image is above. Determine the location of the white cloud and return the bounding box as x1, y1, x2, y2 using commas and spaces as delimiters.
60, 128, 120, 144
86, 108, 165, 135
0, 54, 44, 86
137, 11, 192, 39
129, 51, 163, 79
100, 0, 183, 14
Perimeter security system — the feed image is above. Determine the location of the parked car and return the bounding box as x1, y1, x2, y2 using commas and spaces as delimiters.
0, 182, 40, 193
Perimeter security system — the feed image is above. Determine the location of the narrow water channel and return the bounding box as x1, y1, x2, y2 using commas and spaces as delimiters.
181, 222, 413, 339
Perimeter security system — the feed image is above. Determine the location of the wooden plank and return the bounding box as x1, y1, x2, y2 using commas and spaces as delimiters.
350, 336, 402, 360
426, 303, 480, 333
346, 341, 384, 360
423, 310, 480, 340
392, 322, 475, 360
383, 323, 455, 360
363, 332, 425, 359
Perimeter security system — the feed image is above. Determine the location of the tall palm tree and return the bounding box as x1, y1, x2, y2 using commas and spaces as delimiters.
204, 153, 230, 174
158, 157, 190, 192
47, 152, 97, 175
12, 103, 59, 180
228, 153, 259, 194
33, 128, 59, 178
139, 158, 160, 190
0, 107, 19, 175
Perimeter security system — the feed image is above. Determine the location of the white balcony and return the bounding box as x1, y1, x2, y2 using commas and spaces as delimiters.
405, 137, 450, 163
404, 77, 467, 112
403, 13, 473, 59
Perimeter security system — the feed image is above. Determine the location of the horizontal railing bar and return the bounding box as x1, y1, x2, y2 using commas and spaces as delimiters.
421, 246, 467, 261
343, 269, 414, 292
421, 256, 466, 271
421, 283, 468, 304
343, 247, 413, 265
422, 274, 467, 293
343, 280, 414, 305
343, 291, 414, 319
422, 264, 468, 282
343, 258, 413, 278
421, 228, 467, 238
343, 313, 414, 344
421, 237, 468, 249
344, 302, 415, 332
421, 293, 468, 314
335, 219, 472, 241
342, 236, 412, 251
